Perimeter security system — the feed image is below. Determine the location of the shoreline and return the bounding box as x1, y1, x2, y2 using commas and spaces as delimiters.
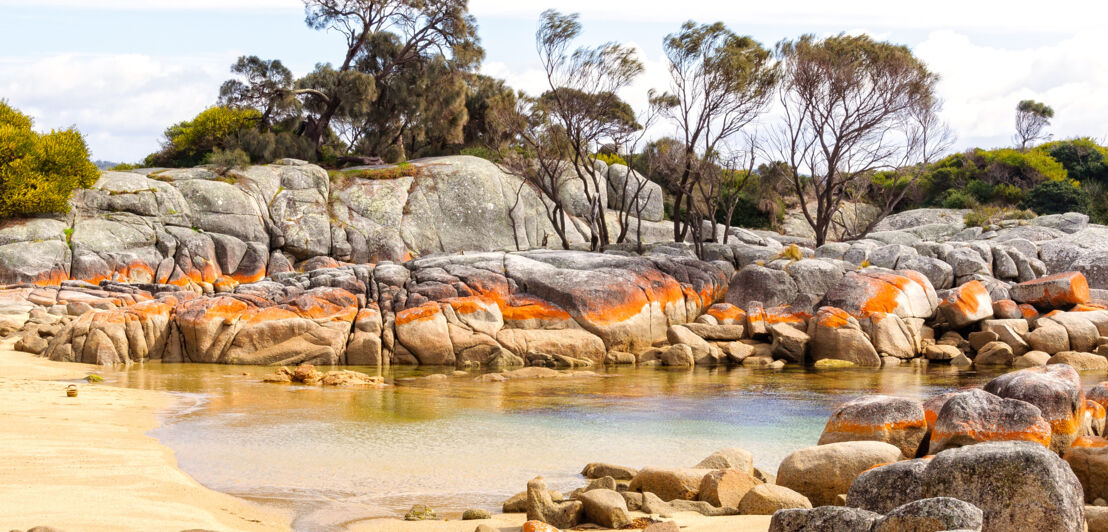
0, 339, 291, 532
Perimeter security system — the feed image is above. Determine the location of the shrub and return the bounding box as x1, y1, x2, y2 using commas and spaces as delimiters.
941, 189, 980, 209
109, 162, 139, 171
978, 148, 1067, 187
965, 179, 994, 203
1022, 179, 1088, 215
206, 147, 250, 176
145, 106, 261, 167
964, 206, 1037, 229
328, 161, 423, 185
595, 152, 628, 167
0, 101, 99, 217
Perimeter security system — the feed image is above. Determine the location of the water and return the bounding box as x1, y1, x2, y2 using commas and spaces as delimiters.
101, 364, 1035, 530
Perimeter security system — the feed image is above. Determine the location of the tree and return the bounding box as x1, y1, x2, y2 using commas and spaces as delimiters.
218, 56, 298, 130
1015, 99, 1054, 151
656, 21, 778, 247
531, 9, 644, 250
774, 33, 939, 247
298, 0, 482, 156
0, 101, 98, 217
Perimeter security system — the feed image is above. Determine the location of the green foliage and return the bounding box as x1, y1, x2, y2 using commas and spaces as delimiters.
109, 162, 139, 171
146, 106, 260, 167
85, 374, 103, 383
460, 146, 497, 162
1022, 179, 1088, 215
917, 147, 1069, 209
0, 101, 99, 217
1038, 138, 1108, 185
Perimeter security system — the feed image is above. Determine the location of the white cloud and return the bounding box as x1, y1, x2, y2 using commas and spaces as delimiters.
916, 30, 1108, 149
0, 53, 236, 162
0, 0, 300, 9
469, 0, 1108, 33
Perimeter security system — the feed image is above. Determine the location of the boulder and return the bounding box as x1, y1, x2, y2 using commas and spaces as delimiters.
697, 469, 759, 508
693, 448, 754, 473
581, 463, 637, 481
1010, 272, 1090, 308
973, 341, 1014, 367
929, 388, 1052, 454
1049, 351, 1108, 371
770, 322, 809, 364
819, 395, 928, 458
1013, 351, 1051, 368
627, 468, 710, 502
578, 489, 631, 529
897, 256, 954, 290
845, 459, 929, 514
526, 476, 582, 528
777, 441, 903, 507
984, 365, 1086, 453
667, 325, 711, 361
818, 270, 937, 321
1028, 321, 1071, 354
809, 307, 881, 367
769, 506, 881, 532
873, 497, 984, 532
1064, 436, 1108, 503
937, 280, 994, 328
737, 484, 812, 515
727, 265, 798, 309
919, 441, 1085, 532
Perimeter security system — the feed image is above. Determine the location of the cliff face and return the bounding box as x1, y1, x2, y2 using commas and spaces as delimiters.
0, 156, 665, 290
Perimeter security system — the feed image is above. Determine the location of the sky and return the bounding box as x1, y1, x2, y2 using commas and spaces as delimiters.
1, 0, 1107, 163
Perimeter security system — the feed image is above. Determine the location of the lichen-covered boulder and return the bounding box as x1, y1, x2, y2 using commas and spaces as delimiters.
819, 395, 927, 458
808, 307, 880, 367
1010, 272, 1091, 308
919, 441, 1085, 532
845, 458, 929, 515
777, 441, 903, 507
928, 389, 1052, 454
817, 269, 937, 321
937, 280, 994, 328
984, 365, 1086, 453
697, 469, 759, 508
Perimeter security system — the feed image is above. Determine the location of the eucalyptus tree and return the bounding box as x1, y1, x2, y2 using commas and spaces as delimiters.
218, 56, 299, 131
774, 33, 940, 246
656, 21, 778, 246
297, 0, 483, 157
1015, 99, 1054, 150
532, 9, 643, 250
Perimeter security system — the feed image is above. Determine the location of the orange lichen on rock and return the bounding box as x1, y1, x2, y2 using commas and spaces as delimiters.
395, 302, 443, 326
1012, 271, 1091, 308
706, 303, 746, 324
1072, 436, 1108, 449
31, 269, 67, 287
501, 294, 572, 323
817, 307, 853, 328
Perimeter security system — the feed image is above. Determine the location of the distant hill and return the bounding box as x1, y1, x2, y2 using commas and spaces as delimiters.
93, 160, 121, 170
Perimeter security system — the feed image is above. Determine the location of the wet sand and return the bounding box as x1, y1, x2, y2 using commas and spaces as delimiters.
0, 339, 291, 532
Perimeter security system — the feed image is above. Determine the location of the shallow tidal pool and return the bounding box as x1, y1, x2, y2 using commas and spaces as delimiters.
100, 364, 1071, 530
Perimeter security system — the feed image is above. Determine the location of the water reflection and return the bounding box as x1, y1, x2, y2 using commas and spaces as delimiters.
99, 363, 1095, 531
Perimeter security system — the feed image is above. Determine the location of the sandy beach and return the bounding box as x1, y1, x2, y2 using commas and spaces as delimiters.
0, 339, 291, 532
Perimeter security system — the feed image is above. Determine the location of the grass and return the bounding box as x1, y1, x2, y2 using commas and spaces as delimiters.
964, 206, 1037, 229
329, 161, 423, 186
63, 227, 73, 247
773, 244, 805, 262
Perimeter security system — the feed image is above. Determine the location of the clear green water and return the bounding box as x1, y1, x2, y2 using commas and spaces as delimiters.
100, 364, 1038, 530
